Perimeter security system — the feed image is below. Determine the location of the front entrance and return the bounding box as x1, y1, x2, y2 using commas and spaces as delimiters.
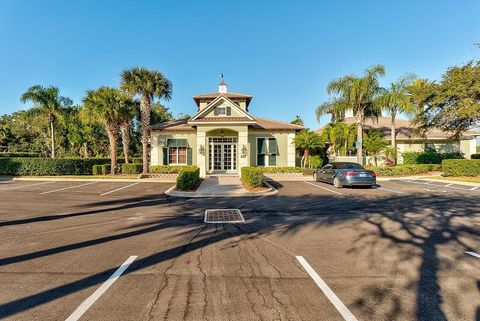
208, 137, 237, 173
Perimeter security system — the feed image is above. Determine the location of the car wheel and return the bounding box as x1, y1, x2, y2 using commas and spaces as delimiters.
333, 176, 343, 188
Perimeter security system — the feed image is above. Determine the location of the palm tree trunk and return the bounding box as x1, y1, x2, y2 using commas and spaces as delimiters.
50, 120, 55, 158
120, 121, 131, 164
355, 112, 363, 165
391, 111, 397, 165
140, 96, 151, 174
303, 148, 310, 168
106, 123, 118, 175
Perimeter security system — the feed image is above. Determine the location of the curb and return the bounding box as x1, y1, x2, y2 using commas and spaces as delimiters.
165, 180, 278, 198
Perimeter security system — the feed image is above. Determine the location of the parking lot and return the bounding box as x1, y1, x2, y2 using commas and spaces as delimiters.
0, 178, 479, 321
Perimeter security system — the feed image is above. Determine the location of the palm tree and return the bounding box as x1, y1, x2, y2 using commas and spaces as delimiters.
378, 74, 416, 164
20, 85, 73, 158
121, 67, 172, 174
118, 98, 138, 164
294, 129, 323, 167
82, 87, 126, 174
320, 122, 356, 156
316, 65, 385, 164
363, 130, 388, 166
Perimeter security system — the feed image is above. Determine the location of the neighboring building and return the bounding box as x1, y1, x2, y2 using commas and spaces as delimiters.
316, 111, 479, 164
150, 81, 303, 177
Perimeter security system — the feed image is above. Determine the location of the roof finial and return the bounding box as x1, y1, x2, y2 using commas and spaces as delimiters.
218, 73, 227, 93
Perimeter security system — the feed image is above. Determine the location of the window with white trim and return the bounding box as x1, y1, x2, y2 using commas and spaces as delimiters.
257, 137, 278, 166
216, 106, 226, 116
168, 147, 187, 164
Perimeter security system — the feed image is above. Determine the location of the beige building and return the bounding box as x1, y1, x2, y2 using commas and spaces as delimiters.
150, 81, 303, 177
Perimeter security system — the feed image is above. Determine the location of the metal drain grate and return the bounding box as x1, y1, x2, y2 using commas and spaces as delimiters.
204, 209, 245, 223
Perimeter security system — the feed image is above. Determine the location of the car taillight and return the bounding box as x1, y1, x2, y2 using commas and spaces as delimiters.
370, 172, 376, 177
345, 172, 356, 177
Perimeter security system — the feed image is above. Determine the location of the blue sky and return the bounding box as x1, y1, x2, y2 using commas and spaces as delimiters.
0, 0, 479, 130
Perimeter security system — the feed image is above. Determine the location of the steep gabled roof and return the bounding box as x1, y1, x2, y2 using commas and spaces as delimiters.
189, 95, 256, 123
193, 92, 253, 108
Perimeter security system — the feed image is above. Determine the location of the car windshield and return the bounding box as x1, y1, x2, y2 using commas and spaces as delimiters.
334, 163, 364, 169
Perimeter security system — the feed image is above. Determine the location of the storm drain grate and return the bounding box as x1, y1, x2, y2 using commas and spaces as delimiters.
204, 209, 245, 223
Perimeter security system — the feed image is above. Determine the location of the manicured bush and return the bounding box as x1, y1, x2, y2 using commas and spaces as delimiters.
149, 165, 197, 174
92, 164, 111, 175
121, 163, 143, 174
366, 164, 431, 176
176, 167, 200, 190
0, 157, 113, 176
0, 152, 38, 157
402, 151, 464, 164
471, 154, 480, 159
241, 167, 265, 188
260, 166, 316, 176
442, 159, 480, 176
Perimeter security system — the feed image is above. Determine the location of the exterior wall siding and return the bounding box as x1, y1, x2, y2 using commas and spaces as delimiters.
151, 132, 197, 166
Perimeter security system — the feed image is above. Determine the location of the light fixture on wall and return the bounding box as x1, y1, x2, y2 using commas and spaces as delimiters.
241, 144, 248, 156
220, 130, 225, 137
199, 144, 205, 156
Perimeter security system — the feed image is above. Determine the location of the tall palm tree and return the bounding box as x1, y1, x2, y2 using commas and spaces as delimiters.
82, 87, 126, 174
294, 129, 323, 167
121, 67, 172, 174
20, 85, 72, 158
320, 122, 356, 156
378, 74, 416, 165
118, 98, 138, 164
316, 65, 385, 164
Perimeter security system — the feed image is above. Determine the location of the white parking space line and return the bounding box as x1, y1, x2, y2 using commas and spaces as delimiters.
40, 181, 97, 195
65, 256, 137, 321
372, 186, 404, 194
470, 186, 478, 191
100, 182, 139, 196
424, 181, 432, 184
296, 256, 358, 321
0, 181, 55, 191
445, 183, 452, 187
305, 181, 342, 195
465, 251, 480, 259
400, 180, 478, 192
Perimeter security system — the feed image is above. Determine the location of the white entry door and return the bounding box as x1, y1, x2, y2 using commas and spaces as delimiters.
209, 137, 237, 172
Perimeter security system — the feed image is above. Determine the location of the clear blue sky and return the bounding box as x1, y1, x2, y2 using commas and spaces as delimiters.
1, 0, 479, 130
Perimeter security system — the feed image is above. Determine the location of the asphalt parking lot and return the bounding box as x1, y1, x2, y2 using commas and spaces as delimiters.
0, 178, 479, 321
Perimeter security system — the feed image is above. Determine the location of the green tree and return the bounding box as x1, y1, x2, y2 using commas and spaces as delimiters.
378, 74, 417, 164
316, 65, 385, 164
121, 67, 172, 174
118, 98, 138, 164
320, 122, 356, 156
20, 85, 72, 158
363, 130, 388, 166
290, 115, 304, 126
294, 129, 323, 167
411, 61, 480, 137
82, 87, 127, 174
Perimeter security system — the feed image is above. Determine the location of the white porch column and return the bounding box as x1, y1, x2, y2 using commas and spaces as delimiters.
196, 129, 207, 177
238, 126, 249, 176
287, 132, 296, 167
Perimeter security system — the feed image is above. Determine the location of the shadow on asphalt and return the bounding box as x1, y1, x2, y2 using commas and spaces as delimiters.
1, 183, 479, 321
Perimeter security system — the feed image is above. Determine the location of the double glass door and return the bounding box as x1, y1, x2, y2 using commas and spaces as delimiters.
209, 137, 237, 172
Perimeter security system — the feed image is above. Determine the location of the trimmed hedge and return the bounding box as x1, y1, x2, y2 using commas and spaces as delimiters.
366, 164, 431, 176
471, 154, 480, 159
176, 167, 200, 190
442, 159, 480, 176
150, 165, 197, 174
0, 152, 38, 157
0, 157, 112, 176
121, 163, 143, 174
261, 166, 316, 176
92, 164, 111, 175
241, 167, 265, 188
402, 151, 464, 164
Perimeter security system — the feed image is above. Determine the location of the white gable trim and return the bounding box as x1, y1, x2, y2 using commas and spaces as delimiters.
189, 95, 255, 122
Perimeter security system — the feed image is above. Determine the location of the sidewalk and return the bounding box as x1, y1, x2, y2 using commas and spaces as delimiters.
165, 175, 277, 198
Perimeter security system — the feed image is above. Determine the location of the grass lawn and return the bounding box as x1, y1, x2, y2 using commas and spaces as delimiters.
15, 174, 139, 179
427, 176, 480, 184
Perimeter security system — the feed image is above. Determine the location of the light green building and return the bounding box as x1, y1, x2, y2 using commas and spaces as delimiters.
150, 81, 303, 177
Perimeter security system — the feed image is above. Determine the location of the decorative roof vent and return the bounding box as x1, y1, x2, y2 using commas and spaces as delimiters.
218, 74, 227, 93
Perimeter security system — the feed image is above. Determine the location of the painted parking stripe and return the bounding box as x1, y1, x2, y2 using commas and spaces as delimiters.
296, 256, 358, 321
305, 181, 342, 195
40, 181, 97, 195
445, 183, 452, 187
372, 186, 404, 194
65, 256, 137, 321
0, 181, 55, 191
470, 186, 478, 191
400, 180, 479, 192
100, 182, 139, 196
466, 251, 480, 259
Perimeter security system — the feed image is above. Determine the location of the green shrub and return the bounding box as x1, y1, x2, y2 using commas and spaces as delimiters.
366, 164, 431, 176
402, 151, 464, 164
120, 163, 143, 174
471, 154, 480, 159
0, 152, 38, 157
307, 155, 323, 169
260, 166, 315, 176
241, 167, 265, 188
0, 157, 113, 176
442, 159, 480, 176
149, 165, 197, 174
176, 167, 200, 190
92, 164, 111, 175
